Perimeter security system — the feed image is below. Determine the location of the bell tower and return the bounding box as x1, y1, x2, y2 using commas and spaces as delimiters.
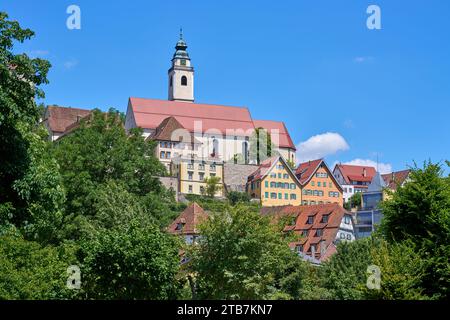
168, 29, 194, 102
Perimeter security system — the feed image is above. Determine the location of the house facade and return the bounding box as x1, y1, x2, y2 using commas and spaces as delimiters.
261, 203, 355, 263
171, 155, 224, 197
295, 159, 343, 206
246, 156, 302, 206
332, 164, 376, 202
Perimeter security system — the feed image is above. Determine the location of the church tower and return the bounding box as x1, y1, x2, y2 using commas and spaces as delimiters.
168, 30, 194, 102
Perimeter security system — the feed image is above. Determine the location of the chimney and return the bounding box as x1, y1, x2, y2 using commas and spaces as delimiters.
363, 167, 367, 177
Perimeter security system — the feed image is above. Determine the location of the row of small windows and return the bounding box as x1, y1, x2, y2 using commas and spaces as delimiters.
302, 190, 340, 197
265, 181, 297, 190
187, 163, 216, 172
188, 171, 216, 181
302, 200, 338, 205
270, 173, 290, 179
316, 172, 328, 178
264, 192, 297, 200
311, 181, 333, 188
160, 142, 173, 148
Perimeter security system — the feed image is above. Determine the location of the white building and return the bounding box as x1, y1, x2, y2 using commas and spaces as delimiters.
124, 33, 296, 167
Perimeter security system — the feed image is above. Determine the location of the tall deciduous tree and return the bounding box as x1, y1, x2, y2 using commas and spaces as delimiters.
189, 205, 308, 299
0, 12, 63, 244
380, 161, 450, 299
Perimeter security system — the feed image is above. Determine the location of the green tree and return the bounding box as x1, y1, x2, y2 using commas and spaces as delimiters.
344, 192, 362, 210
0, 12, 63, 244
317, 238, 374, 300
51, 109, 179, 238
226, 191, 250, 205
363, 241, 428, 300
78, 222, 181, 300
189, 205, 308, 299
249, 127, 276, 165
0, 231, 78, 300
379, 161, 450, 299
204, 176, 222, 198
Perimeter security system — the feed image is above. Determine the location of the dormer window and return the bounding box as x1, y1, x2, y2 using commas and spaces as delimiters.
307, 216, 314, 224
175, 222, 184, 231
321, 214, 330, 223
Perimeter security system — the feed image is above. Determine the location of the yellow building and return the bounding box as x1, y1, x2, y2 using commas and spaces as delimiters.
295, 159, 343, 205
247, 156, 302, 206
171, 156, 224, 197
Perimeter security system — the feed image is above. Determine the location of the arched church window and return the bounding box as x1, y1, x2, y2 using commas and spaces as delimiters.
181, 76, 187, 86
211, 138, 219, 158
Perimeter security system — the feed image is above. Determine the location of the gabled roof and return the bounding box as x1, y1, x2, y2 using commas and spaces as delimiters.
247, 155, 300, 186
148, 116, 201, 144
295, 159, 323, 185
253, 120, 296, 151
295, 159, 343, 191
44, 105, 91, 133
334, 164, 376, 184
128, 97, 296, 149
167, 202, 208, 236
261, 203, 351, 261
382, 169, 411, 190
367, 172, 387, 193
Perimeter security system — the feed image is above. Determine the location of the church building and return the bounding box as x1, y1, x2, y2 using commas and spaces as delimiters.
124, 32, 296, 167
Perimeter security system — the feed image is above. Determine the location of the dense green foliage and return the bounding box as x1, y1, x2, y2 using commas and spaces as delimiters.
1, 11, 449, 301
344, 192, 362, 210
0, 231, 78, 299
380, 161, 450, 299
189, 205, 309, 299
226, 191, 250, 205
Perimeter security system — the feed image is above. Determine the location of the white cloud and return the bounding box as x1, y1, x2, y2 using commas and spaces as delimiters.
343, 159, 392, 174
296, 132, 350, 164
63, 59, 78, 70
354, 56, 374, 63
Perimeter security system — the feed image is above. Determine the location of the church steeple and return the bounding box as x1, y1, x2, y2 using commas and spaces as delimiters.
168, 29, 194, 102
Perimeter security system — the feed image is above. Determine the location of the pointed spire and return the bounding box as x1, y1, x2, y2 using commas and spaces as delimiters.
179, 27, 183, 40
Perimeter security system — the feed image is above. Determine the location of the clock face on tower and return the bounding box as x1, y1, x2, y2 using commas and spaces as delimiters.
180, 59, 186, 66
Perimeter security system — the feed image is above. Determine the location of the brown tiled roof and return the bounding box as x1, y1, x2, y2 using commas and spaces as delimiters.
382, 169, 411, 190
148, 116, 201, 144
45, 105, 91, 133
261, 203, 350, 260
167, 203, 208, 236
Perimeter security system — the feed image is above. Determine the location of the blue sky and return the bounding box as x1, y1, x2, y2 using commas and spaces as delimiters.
4, 0, 450, 173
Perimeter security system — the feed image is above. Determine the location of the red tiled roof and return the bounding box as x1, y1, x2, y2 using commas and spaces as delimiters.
335, 164, 376, 184
382, 169, 411, 190
45, 105, 91, 133
295, 159, 323, 185
247, 155, 300, 186
129, 97, 295, 149
261, 203, 350, 260
167, 203, 208, 236
253, 120, 296, 151
295, 159, 343, 191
